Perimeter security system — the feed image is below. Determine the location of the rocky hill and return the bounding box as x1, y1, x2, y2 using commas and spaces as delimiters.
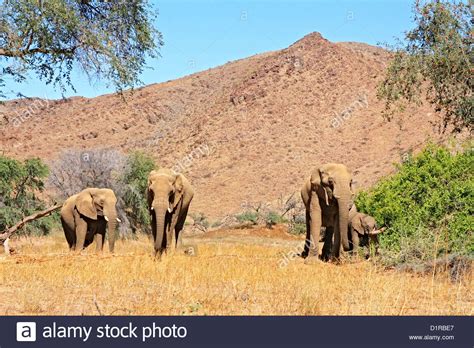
0, 32, 444, 218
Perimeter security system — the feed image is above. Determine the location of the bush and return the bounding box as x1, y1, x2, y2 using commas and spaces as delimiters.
236, 211, 259, 224
288, 222, 306, 235
48, 149, 126, 198
0, 156, 58, 235
356, 142, 473, 266
265, 211, 286, 228
119, 151, 157, 233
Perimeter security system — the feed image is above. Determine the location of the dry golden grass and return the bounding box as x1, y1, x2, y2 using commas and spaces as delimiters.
1, 228, 472, 316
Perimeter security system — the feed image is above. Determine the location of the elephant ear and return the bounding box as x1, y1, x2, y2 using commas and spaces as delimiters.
146, 185, 153, 210
310, 167, 330, 206
76, 190, 97, 220
146, 175, 155, 209
310, 167, 322, 189
352, 214, 365, 235
171, 174, 185, 209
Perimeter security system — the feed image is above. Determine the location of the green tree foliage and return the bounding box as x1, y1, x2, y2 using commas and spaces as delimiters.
378, 0, 472, 132
356, 143, 474, 266
119, 151, 157, 233
0, 155, 57, 235
0, 0, 163, 96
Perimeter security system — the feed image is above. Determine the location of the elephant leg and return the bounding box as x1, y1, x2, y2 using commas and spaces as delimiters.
74, 218, 87, 252
307, 192, 322, 259
301, 209, 311, 258
61, 218, 76, 251
331, 219, 342, 261
321, 226, 333, 261
350, 226, 360, 257
95, 233, 104, 252
175, 206, 189, 249
166, 218, 176, 250
151, 213, 157, 242
97, 219, 107, 252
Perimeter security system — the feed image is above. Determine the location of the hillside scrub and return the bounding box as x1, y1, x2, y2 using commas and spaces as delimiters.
356, 142, 473, 268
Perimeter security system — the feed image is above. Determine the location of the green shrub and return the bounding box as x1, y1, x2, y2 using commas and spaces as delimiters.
236, 211, 258, 224
0, 156, 58, 235
356, 142, 473, 266
265, 211, 286, 228
119, 151, 157, 233
288, 222, 306, 235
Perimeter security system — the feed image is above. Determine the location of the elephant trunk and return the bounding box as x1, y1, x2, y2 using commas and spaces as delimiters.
104, 205, 117, 252
336, 188, 351, 252
153, 200, 168, 256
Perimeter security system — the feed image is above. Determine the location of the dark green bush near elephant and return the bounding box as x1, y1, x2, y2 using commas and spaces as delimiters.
0, 156, 58, 235
120, 151, 157, 234
356, 143, 473, 266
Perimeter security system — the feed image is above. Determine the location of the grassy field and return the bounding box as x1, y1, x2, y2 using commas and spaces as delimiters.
0, 227, 472, 316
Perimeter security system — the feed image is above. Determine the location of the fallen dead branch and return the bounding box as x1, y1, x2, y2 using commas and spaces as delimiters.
0, 204, 62, 254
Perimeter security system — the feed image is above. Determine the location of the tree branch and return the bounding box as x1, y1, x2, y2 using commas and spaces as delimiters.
0, 46, 78, 58
0, 204, 61, 243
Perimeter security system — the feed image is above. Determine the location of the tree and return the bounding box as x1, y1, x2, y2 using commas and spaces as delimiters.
0, 0, 163, 97
378, 0, 472, 133
0, 155, 57, 236
119, 151, 157, 233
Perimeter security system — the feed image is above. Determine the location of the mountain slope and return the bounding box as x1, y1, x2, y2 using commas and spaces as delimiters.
0, 32, 443, 218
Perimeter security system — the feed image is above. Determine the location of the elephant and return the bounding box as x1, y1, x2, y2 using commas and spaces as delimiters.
60, 188, 120, 252
348, 205, 385, 258
147, 169, 194, 258
301, 163, 353, 261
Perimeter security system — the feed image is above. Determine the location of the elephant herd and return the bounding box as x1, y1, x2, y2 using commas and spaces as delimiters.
60, 164, 384, 262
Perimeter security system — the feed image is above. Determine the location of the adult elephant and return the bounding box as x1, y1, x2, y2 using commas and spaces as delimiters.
348, 205, 385, 257
60, 188, 120, 252
301, 163, 353, 261
147, 169, 194, 258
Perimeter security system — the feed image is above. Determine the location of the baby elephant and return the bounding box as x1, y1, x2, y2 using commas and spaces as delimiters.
60, 188, 120, 252
348, 206, 385, 258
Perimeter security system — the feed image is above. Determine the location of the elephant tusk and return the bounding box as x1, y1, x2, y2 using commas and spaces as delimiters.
116, 218, 121, 223
150, 207, 154, 211
369, 228, 385, 235
168, 206, 173, 213
104, 216, 109, 222
324, 188, 329, 206
3, 237, 10, 255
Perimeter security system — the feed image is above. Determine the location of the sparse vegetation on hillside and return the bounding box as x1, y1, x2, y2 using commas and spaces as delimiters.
356, 143, 473, 267
378, 0, 472, 132
0, 156, 57, 235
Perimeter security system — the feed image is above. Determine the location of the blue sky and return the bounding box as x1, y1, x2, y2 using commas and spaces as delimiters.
1, 0, 415, 100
